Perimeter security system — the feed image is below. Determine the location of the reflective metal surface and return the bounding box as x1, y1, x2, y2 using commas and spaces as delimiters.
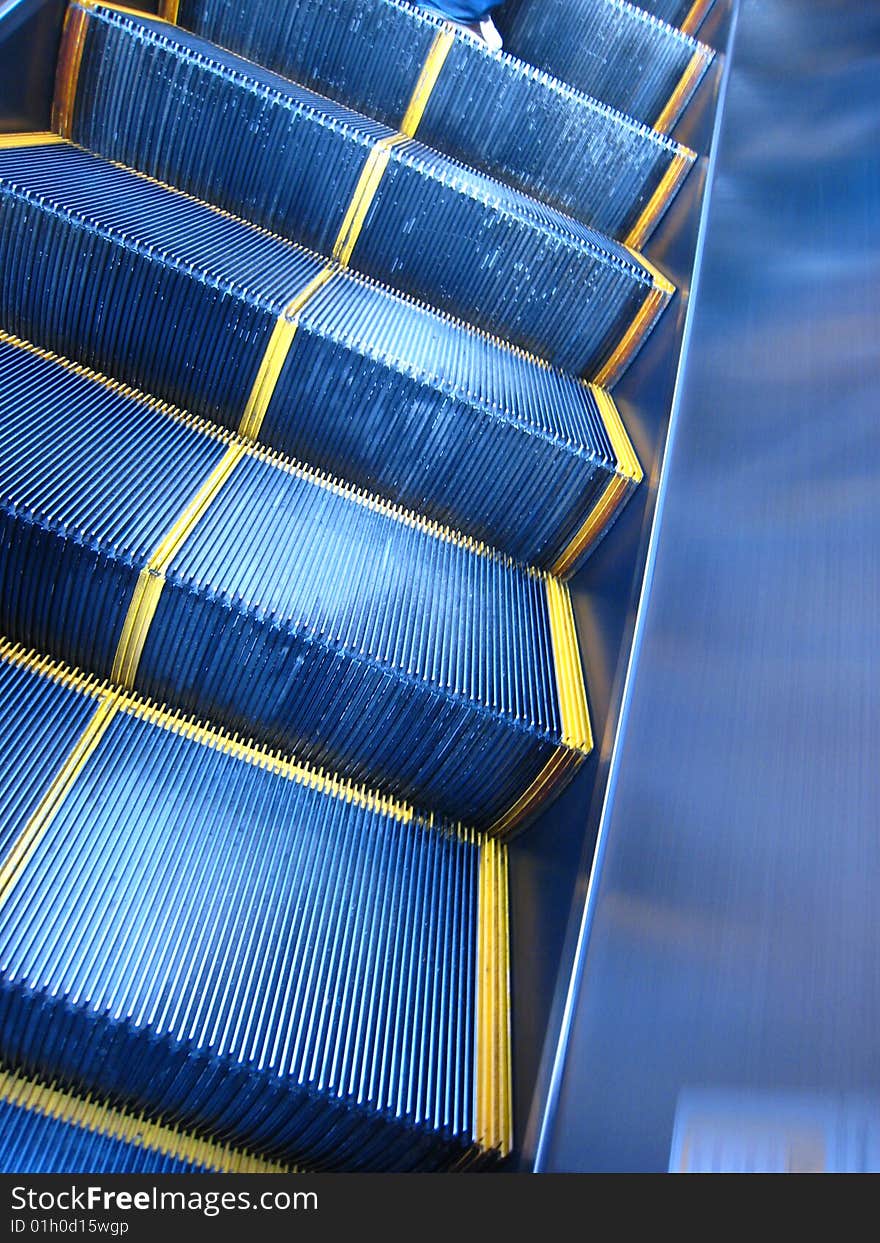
509, 4, 732, 1169
536, 0, 880, 1171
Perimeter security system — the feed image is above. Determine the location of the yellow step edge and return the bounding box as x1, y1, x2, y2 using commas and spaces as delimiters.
400, 27, 456, 137
0, 1067, 290, 1173
629, 245, 676, 297
0, 327, 225, 435
680, 0, 715, 37
159, 0, 180, 21
475, 838, 512, 1157
110, 443, 246, 688
624, 147, 696, 251
118, 695, 417, 826
549, 472, 632, 579
0, 638, 420, 833
592, 279, 671, 389
545, 574, 592, 752
0, 690, 121, 914
486, 742, 576, 839
593, 384, 643, 483
0, 329, 538, 575
51, 1, 91, 137
0, 637, 106, 700
332, 133, 408, 268
0, 132, 65, 149
654, 45, 713, 136
0, 134, 562, 382
238, 266, 338, 442
549, 384, 642, 576
52, 2, 168, 140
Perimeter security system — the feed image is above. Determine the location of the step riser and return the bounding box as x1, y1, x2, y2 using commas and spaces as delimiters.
0, 335, 590, 832
0, 647, 510, 1170
56, 3, 668, 378
167, 0, 694, 245
0, 1070, 283, 1173
497, 0, 714, 130
0, 139, 637, 573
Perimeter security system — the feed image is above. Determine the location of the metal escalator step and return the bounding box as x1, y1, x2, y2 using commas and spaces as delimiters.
54, 2, 672, 378
0, 137, 640, 573
162, 0, 695, 246
0, 332, 592, 832
496, 0, 714, 132
0, 642, 510, 1169
0, 1068, 290, 1173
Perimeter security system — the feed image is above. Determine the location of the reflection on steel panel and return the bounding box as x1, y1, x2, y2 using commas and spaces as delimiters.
538, 0, 880, 1171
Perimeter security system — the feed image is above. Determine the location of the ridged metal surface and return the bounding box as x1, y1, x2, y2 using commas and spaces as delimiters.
498, 0, 712, 127
66, 2, 660, 375
0, 0, 720, 1173
0, 335, 588, 828
0, 650, 491, 1170
538, 0, 880, 1171
0, 1100, 210, 1173
0, 140, 629, 571
174, 0, 694, 242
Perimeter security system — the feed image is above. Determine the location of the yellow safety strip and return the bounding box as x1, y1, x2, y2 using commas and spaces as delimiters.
0, 690, 121, 912
0, 639, 105, 700
0, 1068, 290, 1173
240, 21, 464, 441
111, 444, 245, 688
0, 626, 575, 852
653, 46, 713, 135
52, 2, 177, 138
332, 133, 407, 267
592, 276, 673, 389
550, 474, 631, 580
0, 132, 65, 149
487, 749, 577, 839
628, 244, 676, 298
51, 1, 91, 138
593, 384, 642, 483
475, 837, 512, 1157
486, 578, 591, 837
238, 266, 337, 441
159, 0, 181, 22
0, 637, 419, 828
550, 385, 642, 576
400, 27, 456, 137
545, 574, 592, 753
680, 0, 714, 37
0, 329, 537, 575
624, 147, 695, 251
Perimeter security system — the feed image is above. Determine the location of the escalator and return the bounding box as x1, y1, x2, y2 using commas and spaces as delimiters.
0, 0, 724, 1171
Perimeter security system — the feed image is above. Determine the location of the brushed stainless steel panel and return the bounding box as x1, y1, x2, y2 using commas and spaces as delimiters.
537, 0, 880, 1171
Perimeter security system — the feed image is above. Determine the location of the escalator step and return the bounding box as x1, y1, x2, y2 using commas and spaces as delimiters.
0, 136, 641, 574
54, 1, 673, 378
0, 332, 592, 832
162, 0, 695, 247
0, 642, 510, 1169
0, 1069, 290, 1173
496, 0, 714, 132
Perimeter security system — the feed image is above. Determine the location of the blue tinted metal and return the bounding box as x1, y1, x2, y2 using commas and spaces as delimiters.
69, 2, 661, 375
498, 0, 712, 126
0, 690, 482, 1169
538, 0, 880, 1171
0, 141, 620, 570
177, 0, 694, 243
